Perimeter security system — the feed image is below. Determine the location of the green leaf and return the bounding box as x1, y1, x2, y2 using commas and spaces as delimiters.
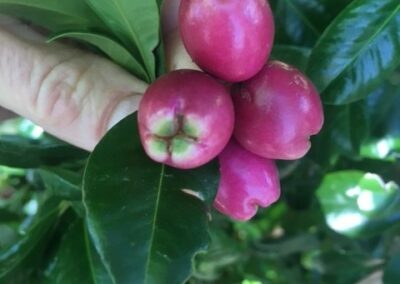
270, 45, 311, 72
272, 0, 352, 46
253, 233, 320, 257
0, 209, 20, 223
273, 0, 321, 46
303, 249, 370, 283
310, 101, 369, 168
85, 0, 160, 81
156, 0, 163, 9
38, 168, 82, 201
307, 0, 400, 105
0, 135, 88, 168
384, 253, 400, 284
154, 0, 166, 78
316, 170, 400, 238
43, 219, 92, 284
360, 137, 400, 161
365, 79, 400, 132
48, 32, 150, 83
83, 113, 218, 284
0, 197, 60, 279
193, 228, 242, 281
343, 102, 370, 155
85, 225, 114, 284
0, 0, 104, 32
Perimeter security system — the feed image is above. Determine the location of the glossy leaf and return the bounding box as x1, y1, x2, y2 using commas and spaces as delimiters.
48, 32, 150, 83
85, 225, 113, 284
307, 0, 400, 105
0, 0, 104, 32
317, 171, 400, 238
0, 135, 88, 168
271, 45, 311, 71
85, 0, 159, 80
83, 113, 218, 284
271, 0, 352, 46
43, 220, 92, 284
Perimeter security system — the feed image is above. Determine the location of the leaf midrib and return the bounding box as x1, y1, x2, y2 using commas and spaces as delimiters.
109, 0, 152, 78
143, 164, 165, 284
316, 3, 400, 93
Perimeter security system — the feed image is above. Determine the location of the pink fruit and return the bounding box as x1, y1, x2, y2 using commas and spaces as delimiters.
233, 61, 324, 160
214, 139, 280, 221
179, 0, 275, 82
138, 70, 234, 169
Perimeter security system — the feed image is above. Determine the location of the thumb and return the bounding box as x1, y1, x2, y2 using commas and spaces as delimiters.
162, 0, 200, 72
0, 20, 148, 151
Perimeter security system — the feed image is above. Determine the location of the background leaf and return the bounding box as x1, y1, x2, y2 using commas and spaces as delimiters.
310, 101, 369, 168
316, 171, 400, 238
83, 113, 218, 284
307, 0, 400, 105
38, 168, 82, 201
0, 196, 60, 281
271, 45, 311, 71
271, 0, 353, 46
0, 135, 88, 169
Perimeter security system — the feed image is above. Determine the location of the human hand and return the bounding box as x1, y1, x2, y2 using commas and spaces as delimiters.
0, 1, 196, 151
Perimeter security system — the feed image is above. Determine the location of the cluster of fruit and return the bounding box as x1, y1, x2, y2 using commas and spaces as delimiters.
138, 0, 324, 221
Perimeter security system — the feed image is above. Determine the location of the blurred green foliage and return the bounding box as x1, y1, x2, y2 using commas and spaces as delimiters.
0, 0, 399, 283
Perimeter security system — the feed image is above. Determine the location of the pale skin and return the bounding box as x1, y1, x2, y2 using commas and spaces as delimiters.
0, 0, 197, 151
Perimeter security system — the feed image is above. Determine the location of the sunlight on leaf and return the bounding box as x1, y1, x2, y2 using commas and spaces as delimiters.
317, 171, 400, 238
0, 119, 44, 139
361, 137, 400, 161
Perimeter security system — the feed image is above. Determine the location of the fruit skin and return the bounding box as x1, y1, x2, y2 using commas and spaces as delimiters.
233, 61, 324, 160
179, 0, 275, 82
214, 139, 280, 221
138, 70, 234, 169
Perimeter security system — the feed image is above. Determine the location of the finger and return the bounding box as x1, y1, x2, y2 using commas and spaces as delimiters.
165, 30, 200, 71
161, 0, 200, 72
0, 22, 148, 151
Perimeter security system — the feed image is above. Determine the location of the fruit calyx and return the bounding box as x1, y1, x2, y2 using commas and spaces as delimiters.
145, 109, 205, 165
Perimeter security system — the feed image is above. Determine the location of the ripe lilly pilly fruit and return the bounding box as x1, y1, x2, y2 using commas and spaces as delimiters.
179, 0, 275, 82
214, 139, 280, 221
233, 61, 324, 160
138, 70, 234, 169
